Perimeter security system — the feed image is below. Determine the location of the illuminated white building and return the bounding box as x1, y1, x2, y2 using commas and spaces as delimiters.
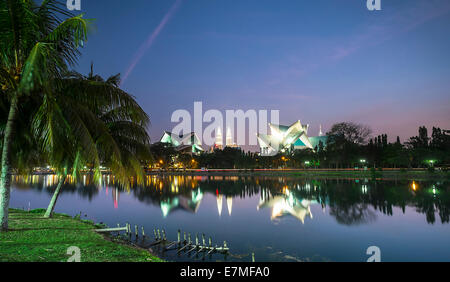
211, 127, 240, 151
257, 121, 327, 156
160, 131, 204, 155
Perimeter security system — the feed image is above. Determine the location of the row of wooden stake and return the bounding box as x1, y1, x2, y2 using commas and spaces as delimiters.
96, 223, 230, 256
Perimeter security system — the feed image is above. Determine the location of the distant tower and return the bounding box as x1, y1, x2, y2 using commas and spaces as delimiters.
226, 127, 233, 147
215, 127, 223, 149
319, 125, 324, 136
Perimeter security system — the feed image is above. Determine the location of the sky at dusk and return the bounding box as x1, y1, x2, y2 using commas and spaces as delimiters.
74, 0, 450, 148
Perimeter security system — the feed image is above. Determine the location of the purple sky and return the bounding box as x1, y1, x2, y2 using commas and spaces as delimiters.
75, 0, 450, 148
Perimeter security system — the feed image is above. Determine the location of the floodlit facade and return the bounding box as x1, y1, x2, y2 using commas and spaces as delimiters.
160, 131, 204, 155
257, 121, 327, 156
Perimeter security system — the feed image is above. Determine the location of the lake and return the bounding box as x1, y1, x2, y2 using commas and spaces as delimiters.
9, 175, 450, 262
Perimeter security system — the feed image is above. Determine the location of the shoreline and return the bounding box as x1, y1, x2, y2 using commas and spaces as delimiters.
22, 168, 450, 181
146, 168, 449, 180
0, 209, 164, 262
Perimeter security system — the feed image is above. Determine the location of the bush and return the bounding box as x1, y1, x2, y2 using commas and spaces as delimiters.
29, 209, 46, 214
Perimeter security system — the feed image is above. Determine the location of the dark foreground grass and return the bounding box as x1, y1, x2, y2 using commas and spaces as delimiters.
0, 209, 163, 262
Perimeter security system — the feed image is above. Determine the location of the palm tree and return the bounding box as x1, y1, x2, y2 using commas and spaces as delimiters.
0, 0, 91, 231
41, 65, 150, 218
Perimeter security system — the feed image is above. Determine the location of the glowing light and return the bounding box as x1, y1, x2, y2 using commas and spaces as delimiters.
412, 181, 417, 191
362, 185, 368, 194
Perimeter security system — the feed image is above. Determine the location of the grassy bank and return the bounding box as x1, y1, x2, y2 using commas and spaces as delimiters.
0, 209, 163, 262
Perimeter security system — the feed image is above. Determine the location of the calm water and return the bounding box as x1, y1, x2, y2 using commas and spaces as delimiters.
9, 175, 450, 262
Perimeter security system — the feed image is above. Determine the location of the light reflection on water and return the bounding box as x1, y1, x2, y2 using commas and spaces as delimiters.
10, 175, 450, 262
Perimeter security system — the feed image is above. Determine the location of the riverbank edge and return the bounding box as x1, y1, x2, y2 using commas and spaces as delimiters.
0, 209, 164, 262
147, 169, 450, 180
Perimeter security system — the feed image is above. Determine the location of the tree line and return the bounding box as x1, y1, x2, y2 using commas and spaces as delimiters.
151, 122, 450, 170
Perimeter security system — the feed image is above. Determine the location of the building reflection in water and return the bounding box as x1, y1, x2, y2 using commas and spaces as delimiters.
216, 194, 233, 216
160, 188, 203, 217
258, 188, 316, 224
217, 194, 223, 216
227, 196, 233, 216
112, 188, 120, 209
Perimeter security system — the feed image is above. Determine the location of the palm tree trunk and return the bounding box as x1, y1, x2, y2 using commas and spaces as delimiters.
0, 96, 19, 231
44, 173, 66, 218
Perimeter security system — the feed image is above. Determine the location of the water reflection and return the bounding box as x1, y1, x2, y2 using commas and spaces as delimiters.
11, 175, 450, 225
161, 188, 203, 217
257, 188, 315, 224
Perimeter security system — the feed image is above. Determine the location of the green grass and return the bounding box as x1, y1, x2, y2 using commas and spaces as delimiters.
0, 209, 164, 262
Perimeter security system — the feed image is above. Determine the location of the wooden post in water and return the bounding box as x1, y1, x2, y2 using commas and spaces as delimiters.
157, 229, 161, 240
252, 252, 255, 262
162, 229, 167, 241
202, 233, 206, 246
135, 225, 138, 239
141, 226, 145, 238
188, 233, 192, 245
177, 229, 181, 244
207, 245, 216, 255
